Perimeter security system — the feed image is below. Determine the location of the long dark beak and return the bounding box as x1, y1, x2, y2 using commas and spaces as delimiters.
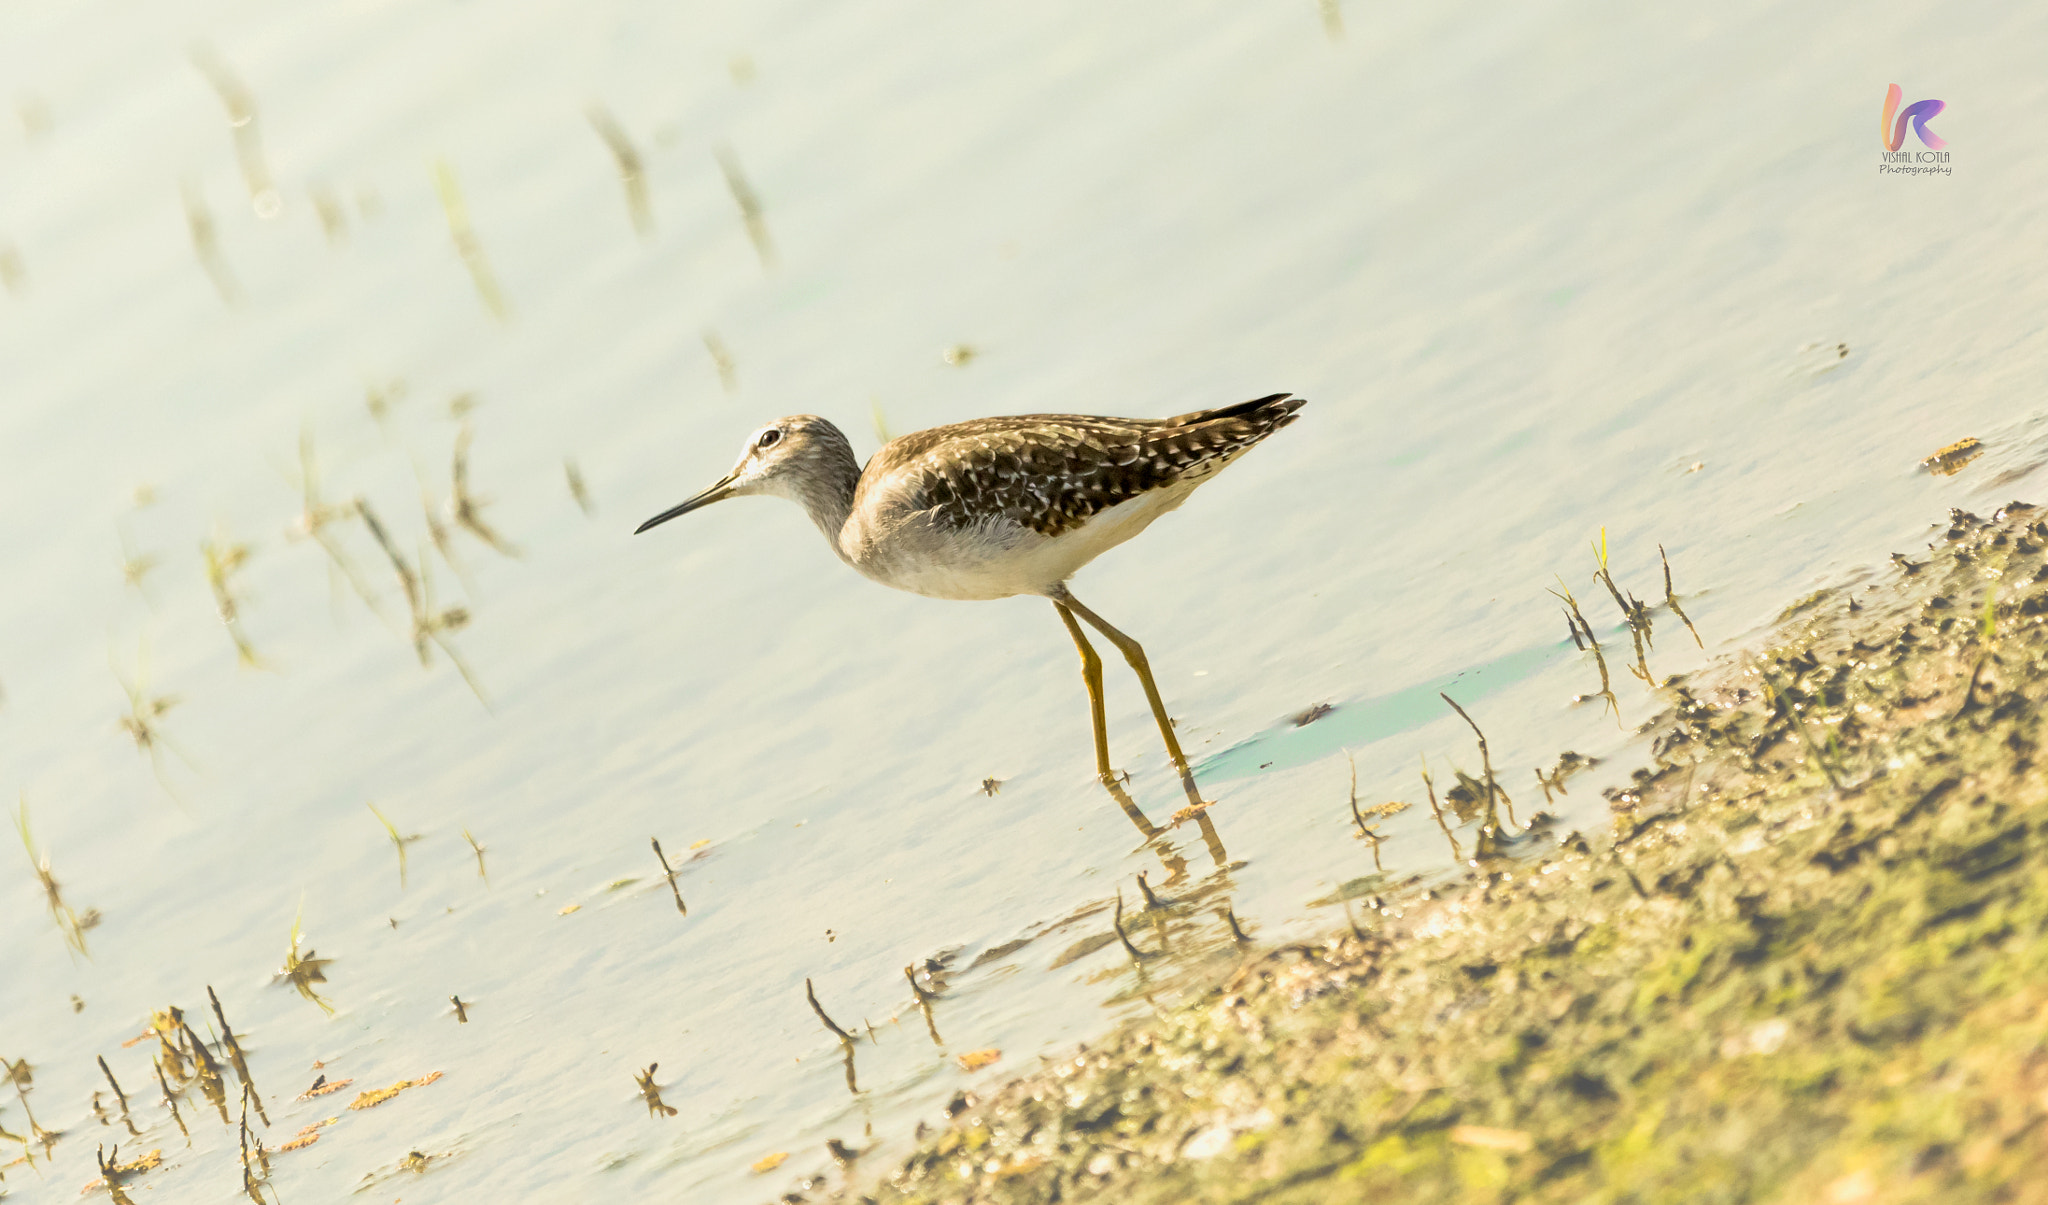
635, 471, 741, 534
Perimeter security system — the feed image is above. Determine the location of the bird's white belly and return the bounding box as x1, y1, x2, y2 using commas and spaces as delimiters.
849, 482, 1199, 601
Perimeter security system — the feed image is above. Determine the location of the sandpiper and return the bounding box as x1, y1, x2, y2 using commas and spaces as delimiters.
636, 392, 1305, 808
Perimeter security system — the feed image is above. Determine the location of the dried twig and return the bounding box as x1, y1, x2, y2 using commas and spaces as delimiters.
1420, 756, 1461, 861
97, 1057, 138, 1136
1551, 580, 1620, 722
805, 978, 854, 1045
905, 967, 943, 1047
1593, 532, 1656, 685
650, 838, 687, 915
206, 987, 261, 1122
1135, 871, 1163, 910
1111, 889, 1148, 963
432, 160, 510, 321
154, 1056, 188, 1140
450, 425, 521, 557
1441, 692, 1516, 830
1660, 544, 1703, 648
714, 144, 775, 268
463, 828, 487, 880
586, 105, 653, 237
1345, 751, 1386, 871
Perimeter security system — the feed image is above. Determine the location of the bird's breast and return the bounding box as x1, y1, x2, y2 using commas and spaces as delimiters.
842, 510, 1045, 600
838, 482, 1199, 601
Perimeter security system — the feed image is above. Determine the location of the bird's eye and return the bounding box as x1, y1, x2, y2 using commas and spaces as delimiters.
756, 429, 782, 450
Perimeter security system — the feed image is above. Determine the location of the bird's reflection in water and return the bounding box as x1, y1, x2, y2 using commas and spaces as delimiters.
1190, 812, 1228, 868
1099, 777, 1231, 870
1103, 775, 1160, 842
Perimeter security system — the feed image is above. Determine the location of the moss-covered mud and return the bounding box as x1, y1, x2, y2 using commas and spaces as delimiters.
821, 504, 2048, 1205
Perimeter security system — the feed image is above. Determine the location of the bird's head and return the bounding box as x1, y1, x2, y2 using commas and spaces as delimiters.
635, 415, 855, 534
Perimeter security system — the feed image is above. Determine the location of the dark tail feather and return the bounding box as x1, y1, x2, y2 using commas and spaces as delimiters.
1162, 392, 1304, 430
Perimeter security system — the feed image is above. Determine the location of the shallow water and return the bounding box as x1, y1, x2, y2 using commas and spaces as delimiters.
1, 0, 2042, 1200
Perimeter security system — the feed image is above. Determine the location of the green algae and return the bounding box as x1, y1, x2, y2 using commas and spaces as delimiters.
820, 504, 2048, 1205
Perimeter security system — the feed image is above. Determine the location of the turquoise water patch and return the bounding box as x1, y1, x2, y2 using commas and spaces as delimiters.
1198, 639, 1574, 783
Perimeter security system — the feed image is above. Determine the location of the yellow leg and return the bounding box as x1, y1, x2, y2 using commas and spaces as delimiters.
1058, 589, 1207, 808
1054, 602, 1113, 781
1056, 601, 1160, 839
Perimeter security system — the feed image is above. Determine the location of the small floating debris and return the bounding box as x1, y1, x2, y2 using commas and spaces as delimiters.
299, 1075, 352, 1100
750, 1151, 789, 1174
84, 1143, 160, 1200
1921, 437, 1983, 477
1290, 702, 1334, 727
636, 1064, 677, 1118
1536, 751, 1597, 802
92, 1145, 162, 1178
941, 344, 977, 367
276, 912, 335, 1014
275, 1117, 335, 1153
1791, 340, 1851, 377
955, 1049, 1001, 1072
345, 1070, 442, 1111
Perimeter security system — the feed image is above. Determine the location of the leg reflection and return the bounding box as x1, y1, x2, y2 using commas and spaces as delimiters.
1106, 775, 1162, 841
1193, 812, 1228, 868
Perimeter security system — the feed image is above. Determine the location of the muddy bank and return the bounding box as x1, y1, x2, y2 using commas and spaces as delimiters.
810, 503, 2048, 1205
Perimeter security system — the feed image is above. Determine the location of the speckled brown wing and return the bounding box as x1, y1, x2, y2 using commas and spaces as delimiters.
880, 393, 1303, 538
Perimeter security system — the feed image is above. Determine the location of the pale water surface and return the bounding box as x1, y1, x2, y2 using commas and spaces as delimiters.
1, 0, 2044, 1201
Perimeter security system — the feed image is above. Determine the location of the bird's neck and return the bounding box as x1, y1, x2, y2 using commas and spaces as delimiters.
786, 432, 861, 559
